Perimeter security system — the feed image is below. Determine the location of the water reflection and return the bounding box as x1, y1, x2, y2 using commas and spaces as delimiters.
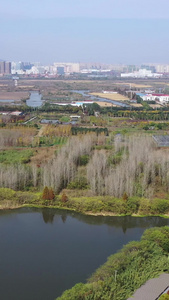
42, 209, 55, 224
62, 211, 169, 232
1, 208, 169, 232
1, 208, 169, 300
39, 208, 169, 233
42, 209, 68, 224
61, 214, 67, 223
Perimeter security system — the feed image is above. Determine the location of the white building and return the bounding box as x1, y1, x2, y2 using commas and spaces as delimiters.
156, 64, 169, 73
121, 69, 162, 78
142, 94, 169, 104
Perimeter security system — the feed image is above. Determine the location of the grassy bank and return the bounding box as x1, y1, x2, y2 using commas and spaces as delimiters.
56, 226, 169, 300
1, 188, 169, 218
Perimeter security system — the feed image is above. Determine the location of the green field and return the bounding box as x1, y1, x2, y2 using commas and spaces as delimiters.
0, 149, 34, 164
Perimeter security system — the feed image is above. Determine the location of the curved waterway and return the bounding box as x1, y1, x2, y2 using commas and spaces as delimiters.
0, 208, 169, 300
72, 90, 130, 107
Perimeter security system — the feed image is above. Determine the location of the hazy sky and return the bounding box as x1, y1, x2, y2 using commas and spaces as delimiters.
1, 0, 169, 64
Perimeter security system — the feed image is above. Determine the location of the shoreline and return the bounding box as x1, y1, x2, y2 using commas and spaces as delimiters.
1, 203, 169, 219
1, 188, 169, 218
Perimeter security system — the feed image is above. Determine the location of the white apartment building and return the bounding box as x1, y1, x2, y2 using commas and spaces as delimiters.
156, 65, 169, 73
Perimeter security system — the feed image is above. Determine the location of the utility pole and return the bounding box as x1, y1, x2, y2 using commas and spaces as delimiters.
115, 270, 117, 282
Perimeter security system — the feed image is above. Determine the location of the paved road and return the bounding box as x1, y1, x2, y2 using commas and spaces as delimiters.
128, 273, 169, 300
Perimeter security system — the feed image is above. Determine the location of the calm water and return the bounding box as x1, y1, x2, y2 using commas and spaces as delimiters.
0, 208, 169, 300
0, 92, 43, 107
0, 99, 14, 103
26, 91, 43, 107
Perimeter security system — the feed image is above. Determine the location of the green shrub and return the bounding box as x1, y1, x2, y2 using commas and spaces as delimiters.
142, 226, 169, 253
158, 294, 169, 300
78, 155, 89, 166
0, 188, 16, 200
127, 197, 140, 214
107, 198, 127, 214
139, 198, 151, 214
150, 199, 169, 214
67, 177, 89, 190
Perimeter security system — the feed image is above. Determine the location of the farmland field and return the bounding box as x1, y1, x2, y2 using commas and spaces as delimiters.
115, 82, 152, 88
94, 101, 117, 107
0, 91, 29, 100
130, 103, 143, 107
90, 92, 129, 101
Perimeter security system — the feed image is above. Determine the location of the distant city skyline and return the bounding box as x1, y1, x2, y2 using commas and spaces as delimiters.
1, 0, 169, 64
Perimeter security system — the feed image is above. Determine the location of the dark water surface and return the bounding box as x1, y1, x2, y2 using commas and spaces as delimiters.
0, 208, 169, 300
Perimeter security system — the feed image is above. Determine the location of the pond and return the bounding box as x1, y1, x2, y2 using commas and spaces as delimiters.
0, 92, 43, 107
0, 208, 168, 300
26, 91, 43, 107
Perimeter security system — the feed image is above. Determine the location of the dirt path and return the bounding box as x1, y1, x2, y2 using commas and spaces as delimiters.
30, 125, 56, 165
37, 124, 46, 137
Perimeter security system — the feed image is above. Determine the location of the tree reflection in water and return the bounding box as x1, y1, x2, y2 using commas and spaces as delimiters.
41, 208, 169, 233
42, 209, 67, 224
42, 209, 55, 224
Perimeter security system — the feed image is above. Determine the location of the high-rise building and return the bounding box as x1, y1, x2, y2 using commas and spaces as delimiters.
0, 61, 5, 74
156, 65, 169, 73
0, 61, 11, 74
5, 62, 11, 74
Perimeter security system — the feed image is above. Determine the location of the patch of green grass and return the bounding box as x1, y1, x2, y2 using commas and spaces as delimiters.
0, 149, 34, 164
39, 136, 67, 146
60, 116, 70, 122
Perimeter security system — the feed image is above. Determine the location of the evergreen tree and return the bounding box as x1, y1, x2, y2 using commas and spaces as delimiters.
61, 192, 68, 203
42, 186, 50, 200
48, 188, 55, 200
